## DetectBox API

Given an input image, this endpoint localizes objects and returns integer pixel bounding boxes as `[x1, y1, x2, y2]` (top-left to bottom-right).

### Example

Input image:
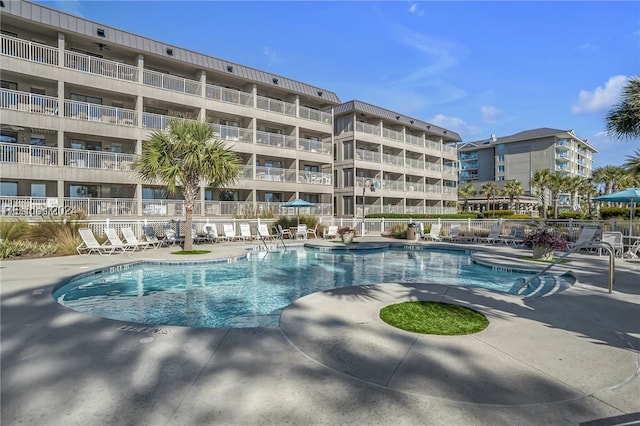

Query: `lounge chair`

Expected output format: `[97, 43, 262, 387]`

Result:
[277, 225, 293, 239]
[569, 225, 600, 252]
[421, 223, 442, 241]
[239, 223, 255, 241]
[223, 224, 238, 241]
[192, 225, 208, 244]
[257, 223, 274, 240]
[105, 227, 137, 251]
[203, 223, 223, 242]
[77, 228, 125, 255]
[624, 240, 640, 259]
[600, 231, 624, 257]
[143, 226, 162, 247]
[306, 224, 318, 239]
[500, 227, 525, 246]
[122, 227, 157, 250]
[442, 224, 465, 242]
[323, 225, 338, 239]
[476, 223, 504, 244]
[162, 228, 180, 246]
[295, 224, 308, 240]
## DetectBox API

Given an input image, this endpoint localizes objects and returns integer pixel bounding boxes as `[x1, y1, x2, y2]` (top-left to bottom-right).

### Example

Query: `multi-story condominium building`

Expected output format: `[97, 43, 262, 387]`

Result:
[457, 128, 597, 211]
[333, 101, 460, 217]
[0, 0, 459, 219]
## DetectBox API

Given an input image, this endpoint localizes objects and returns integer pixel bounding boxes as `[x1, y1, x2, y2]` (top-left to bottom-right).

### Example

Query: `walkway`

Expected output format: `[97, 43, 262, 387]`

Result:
[1, 239, 639, 425]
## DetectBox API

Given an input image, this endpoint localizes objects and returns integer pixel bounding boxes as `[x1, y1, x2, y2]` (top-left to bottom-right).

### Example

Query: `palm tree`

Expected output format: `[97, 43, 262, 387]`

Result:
[565, 175, 585, 211]
[501, 180, 524, 213]
[135, 120, 240, 251]
[580, 178, 599, 217]
[548, 174, 568, 219]
[481, 182, 499, 213]
[457, 183, 476, 212]
[624, 149, 640, 176]
[606, 76, 640, 140]
[530, 169, 553, 218]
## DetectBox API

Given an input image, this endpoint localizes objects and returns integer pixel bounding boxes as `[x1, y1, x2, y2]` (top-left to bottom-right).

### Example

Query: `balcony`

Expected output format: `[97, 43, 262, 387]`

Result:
[299, 105, 332, 124]
[1, 89, 58, 114]
[298, 137, 331, 155]
[382, 153, 403, 166]
[206, 84, 253, 106]
[255, 166, 297, 183]
[382, 180, 405, 191]
[298, 170, 331, 185]
[65, 50, 138, 81]
[143, 69, 201, 96]
[1, 143, 58, 165]
[382, 127, 404, 143]
[355, 149, 381, 163]
[256, 95, 296, 116]
[1, 34, 58, 65]
[355, 122, 381, 137]
[405, 134, 424, 148]
[65, 100, 138, 126]
[211, 124, 253, 144]
[256, 131, 297, 150]
[63, 149, 137, 170]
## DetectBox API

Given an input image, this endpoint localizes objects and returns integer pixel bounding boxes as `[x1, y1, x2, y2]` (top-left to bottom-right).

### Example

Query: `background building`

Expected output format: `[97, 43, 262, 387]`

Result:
[0, 0, 459, 219]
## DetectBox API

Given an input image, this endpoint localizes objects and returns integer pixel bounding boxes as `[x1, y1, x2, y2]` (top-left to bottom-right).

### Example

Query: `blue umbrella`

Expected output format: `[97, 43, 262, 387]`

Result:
[594, 187, 640, 237]
[282, 198, 315, 225]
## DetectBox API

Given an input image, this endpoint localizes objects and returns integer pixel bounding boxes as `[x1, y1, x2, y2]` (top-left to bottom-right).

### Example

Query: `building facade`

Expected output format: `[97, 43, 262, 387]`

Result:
[0, 0, 459, 219]
[457, 128, 597, 212]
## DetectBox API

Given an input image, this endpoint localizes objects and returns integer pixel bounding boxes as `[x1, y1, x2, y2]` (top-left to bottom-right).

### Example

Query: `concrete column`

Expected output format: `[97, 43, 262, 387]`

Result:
[199, 70, 206, 121]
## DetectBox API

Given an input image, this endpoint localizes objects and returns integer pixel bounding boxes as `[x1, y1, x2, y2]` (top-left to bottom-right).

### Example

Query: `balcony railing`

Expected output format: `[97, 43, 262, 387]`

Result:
[298, 137, 331, 155]
[356, 122, 381, 136]
[405, 134, 423, 148]
[255, 166, 297, 183]
[425, 162, 442, 172]
[205, 84, 254, 106]
[1, 89, 58, 114]
[382, 153, 403, 166]
[382, 180, 404, 191]
[443, 144, 457, 154]
[1, 143, 58, 165]
[443, 165, 457, 175]
[382, 127, 404, 142]
[299, 106, 332, 124]
[355, 149, 381, 163]
[406, 157, 423, 169]
[1, 34, 58, 65]
[211, 124, 253, 143]
[141, 199, 195, 216]
[63, 148, 137, 170]
[65, 51, 138, 81]
[425, 139, 441, 151]
[64, 100, 138, 126]
[142, 113, 196, 130]
[256, 131, 297, 150]
[65, 197, 138, 216]
[256, 95, 296, 116]
[143, 69, 202, 96]
[298, 171, 331, 185]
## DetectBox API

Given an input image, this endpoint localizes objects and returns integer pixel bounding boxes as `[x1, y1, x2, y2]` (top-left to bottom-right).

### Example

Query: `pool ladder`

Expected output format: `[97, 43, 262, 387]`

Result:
[515, 240, 617, 295]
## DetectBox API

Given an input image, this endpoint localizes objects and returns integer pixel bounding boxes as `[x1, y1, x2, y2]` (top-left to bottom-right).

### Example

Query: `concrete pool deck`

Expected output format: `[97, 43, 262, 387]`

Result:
[1, 238, 639, 425]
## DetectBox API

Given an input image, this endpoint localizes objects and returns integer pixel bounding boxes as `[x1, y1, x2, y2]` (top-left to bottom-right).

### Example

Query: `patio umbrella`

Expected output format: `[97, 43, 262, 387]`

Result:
[282, 198, 315, 225]
[593, 187, 640, 238]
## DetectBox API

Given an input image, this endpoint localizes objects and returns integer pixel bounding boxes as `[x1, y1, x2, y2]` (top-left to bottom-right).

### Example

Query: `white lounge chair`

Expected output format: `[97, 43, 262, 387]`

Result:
[143, 226, 162, 247]
[421, 223, 442, 241]
[624, 240, 640, 259]
[105, 227, 137, 251]
[570, 225, 600, 252]
[442, 224, 463, 242]
[162, 228, 180, 246]
[295, 224, 308, 240]
[203, 223, 224, 242]
[77, 228, 125, 255]
[239, 223, 254, 241]
[600, 231, 624, 257]
[223, 224, 238, 241]
[306, 224, 318, 239]
[122, 227, 157, 250]
[277, 225, 293, 239]
[323, 225, 338, 239]
[477, 223, 504, 244]
[257, 223, 274, 240]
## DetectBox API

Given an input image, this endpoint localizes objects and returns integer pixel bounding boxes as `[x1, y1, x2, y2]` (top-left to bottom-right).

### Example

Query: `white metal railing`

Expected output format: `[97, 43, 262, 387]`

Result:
[298, 137, 332, 155]
[0, 143, 58, 165]
[382, 180, 404, 191]
[1, 34, 58, 65]
[425, 162, 442, 172]
[211, 124, 253, 143]
[205, 84, 254, 106]
[255, 131, 297, 150]
[299, 105, 332, 124]
[63, 197, 138, 216]
[405, 134, 423, 148]
[204, 201, 254, 216]
[425, 139, 441, 151]
[143, 69, 201, 95]
[298, 171, 331, 185]
[1, 89, 58, 114]
[356, 149, 381, 163]
[237, 165, 254, 180]
[142, 113, 196, 130]
[382, 153, 403, 166]
[63, 148, 137, 170]
[64, 100, 137, 126]
[424, 184, 440, 193]
[356, 122, 381, 136]
[407, 182, 425, 192]
[406, 157, 423, 169]
[443, 186, 457, 194]
[140, 199, 196, 216]
[443, 165, 457, 175]
[65, 51, 138, 81]
[443, 144, 457, 154]
[256, 95, 296, 116]
[382, 127, 404, 142]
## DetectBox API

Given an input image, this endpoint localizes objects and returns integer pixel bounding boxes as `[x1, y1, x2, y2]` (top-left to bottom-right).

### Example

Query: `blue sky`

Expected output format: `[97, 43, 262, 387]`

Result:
[37, 1, 640, 169]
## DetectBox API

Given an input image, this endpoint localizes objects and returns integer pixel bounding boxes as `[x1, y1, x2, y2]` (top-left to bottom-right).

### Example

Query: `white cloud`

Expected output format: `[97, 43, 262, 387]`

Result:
[429, 114, 481, 137]
[262, 47, 280, 67]
[571, 75, 629, 115]
[408, 3, 424, 17]
[480, 106, 501, 124]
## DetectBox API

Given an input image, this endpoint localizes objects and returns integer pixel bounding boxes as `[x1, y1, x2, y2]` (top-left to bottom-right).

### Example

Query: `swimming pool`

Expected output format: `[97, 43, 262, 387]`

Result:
[53, 247, 562, 328]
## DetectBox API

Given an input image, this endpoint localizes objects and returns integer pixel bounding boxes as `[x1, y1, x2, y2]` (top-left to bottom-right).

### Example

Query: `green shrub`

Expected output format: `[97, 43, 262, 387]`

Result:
[0, 219, 31, 241]
[599, 207, 636, 219]
[367, 213, 480, 219]
[387, 223, 407, 239]
[482, 210, 514, 218]
[508, 214, 534, 219]
[558, 211, 585, 219]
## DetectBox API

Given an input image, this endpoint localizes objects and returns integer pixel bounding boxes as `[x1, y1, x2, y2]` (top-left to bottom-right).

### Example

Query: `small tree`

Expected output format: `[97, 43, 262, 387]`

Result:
[135, 120, 240, 251]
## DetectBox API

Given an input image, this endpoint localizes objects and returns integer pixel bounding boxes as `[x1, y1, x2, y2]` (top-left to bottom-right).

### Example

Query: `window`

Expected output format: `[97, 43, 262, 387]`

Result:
[0, 181, 18, 196]
[70, 93, 102, 105]
[343, 168, 354, 187]
[144, 106, 168, 115]
[497, 144, 505, 151]
[30, 135, 46, 146]
[497, 155, 505, 162]
[142, 187, 167, 199]
[1, 80, 17, 90]
[70, 185, 101, 198]
[303, 164, 319, 172]
[264, 192, 282, 202]
[31, 183, 46, 197]
[498, 176, 505, 181]
[498, 165, 505, 173]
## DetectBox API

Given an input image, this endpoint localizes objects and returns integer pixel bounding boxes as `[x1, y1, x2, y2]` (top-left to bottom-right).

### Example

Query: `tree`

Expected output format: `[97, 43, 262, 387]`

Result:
[501, 180, 524, 213]
[580, 178, 599, 217]
[548, 174, 568, 219]
[135, 120, 240, 251]
[606, 76, 640, 140]
[624, 149, 640, 176]
[457, 183, 476, 212]
[481, 182, 499, 213]
[565, 176, 586, 211]
[530, 169, 553, 219]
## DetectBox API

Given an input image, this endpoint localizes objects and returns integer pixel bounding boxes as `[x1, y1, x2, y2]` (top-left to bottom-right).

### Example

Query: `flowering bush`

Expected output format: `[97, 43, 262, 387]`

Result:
[523, 227, 568, 251]
[337, 227, 355, 235]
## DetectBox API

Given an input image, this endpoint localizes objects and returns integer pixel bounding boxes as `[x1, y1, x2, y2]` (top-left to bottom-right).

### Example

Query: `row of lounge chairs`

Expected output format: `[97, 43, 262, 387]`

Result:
[77, 227, 161, 255]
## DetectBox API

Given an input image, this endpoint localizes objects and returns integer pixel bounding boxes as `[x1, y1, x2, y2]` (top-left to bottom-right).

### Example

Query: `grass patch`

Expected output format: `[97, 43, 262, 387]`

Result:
[518, 256, 570, 264]
[380, 301, 489, 335]
[171, 250, 211, 255]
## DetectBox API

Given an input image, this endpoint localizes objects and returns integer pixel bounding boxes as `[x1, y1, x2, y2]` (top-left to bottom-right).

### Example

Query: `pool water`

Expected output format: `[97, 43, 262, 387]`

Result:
[54, 248, 559, 328]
